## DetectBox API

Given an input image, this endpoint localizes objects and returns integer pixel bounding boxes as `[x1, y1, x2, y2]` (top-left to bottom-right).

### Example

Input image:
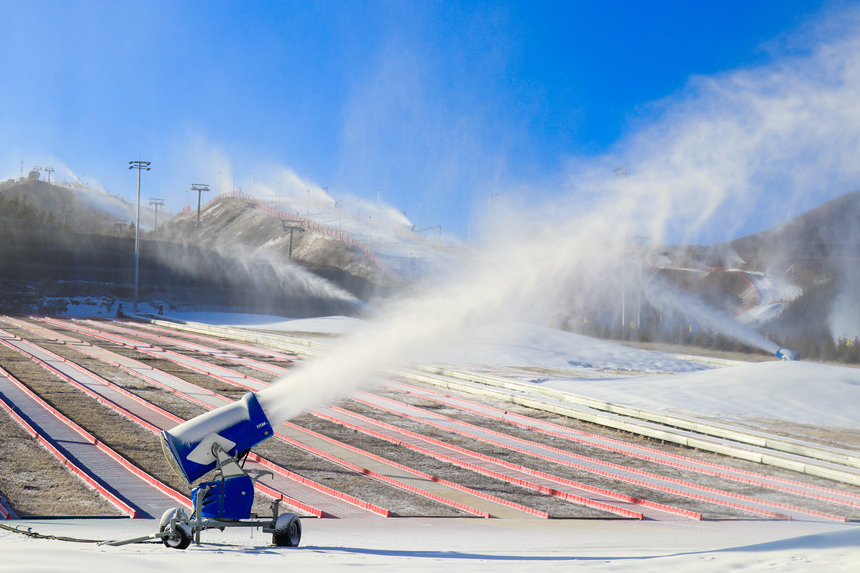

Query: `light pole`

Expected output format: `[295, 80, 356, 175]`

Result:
[128, 160, 151, 313]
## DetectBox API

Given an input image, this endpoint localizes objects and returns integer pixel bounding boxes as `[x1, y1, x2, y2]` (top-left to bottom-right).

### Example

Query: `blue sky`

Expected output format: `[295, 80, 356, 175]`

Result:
[0, 1, 847, 242]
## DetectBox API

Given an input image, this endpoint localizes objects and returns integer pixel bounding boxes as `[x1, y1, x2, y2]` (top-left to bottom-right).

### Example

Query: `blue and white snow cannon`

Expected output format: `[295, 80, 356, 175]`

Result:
[160, 392, 273, 487]
[107, 392, 301, 550]
[775, 347, 800, 361]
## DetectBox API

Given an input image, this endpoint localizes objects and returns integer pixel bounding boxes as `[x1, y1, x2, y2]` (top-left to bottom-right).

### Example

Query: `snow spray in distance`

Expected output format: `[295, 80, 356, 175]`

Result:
[642, 276, 781, 355]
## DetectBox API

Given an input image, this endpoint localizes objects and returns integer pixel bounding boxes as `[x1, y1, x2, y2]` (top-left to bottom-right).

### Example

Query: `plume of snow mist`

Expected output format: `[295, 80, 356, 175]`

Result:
[641, 276, 780, 355]
[257, 6, 860, 420]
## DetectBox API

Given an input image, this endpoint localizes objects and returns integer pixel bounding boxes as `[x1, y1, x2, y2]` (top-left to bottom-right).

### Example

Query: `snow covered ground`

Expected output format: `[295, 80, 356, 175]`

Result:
[2, 514, 858, 571]
[5, 311, 860, 570]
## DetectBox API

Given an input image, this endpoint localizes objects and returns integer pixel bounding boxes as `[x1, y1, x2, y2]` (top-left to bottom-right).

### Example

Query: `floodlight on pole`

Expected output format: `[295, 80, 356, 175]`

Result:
[128, 160, 151, 313]
[190, 184, 210, 226]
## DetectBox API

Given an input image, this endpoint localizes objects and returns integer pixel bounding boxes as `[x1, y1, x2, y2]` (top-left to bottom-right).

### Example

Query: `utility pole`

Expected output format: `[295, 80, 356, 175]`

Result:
[148, 198, 164, 231]
[128, 160, 151, 313]
[190, 184, 210, 226]
[44, 167, 54, 184]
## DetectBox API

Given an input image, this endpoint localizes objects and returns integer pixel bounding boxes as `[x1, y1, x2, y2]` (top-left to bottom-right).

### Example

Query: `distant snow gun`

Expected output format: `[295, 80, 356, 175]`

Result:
[104, 392, 301, 550]
[775, 347, 800, 361]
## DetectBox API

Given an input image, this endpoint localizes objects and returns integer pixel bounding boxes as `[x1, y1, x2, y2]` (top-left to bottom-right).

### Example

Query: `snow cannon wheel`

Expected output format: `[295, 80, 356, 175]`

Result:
[159, 508, 192, 550]
[163, 523, 192, 550]
[272, 513, 301, 547]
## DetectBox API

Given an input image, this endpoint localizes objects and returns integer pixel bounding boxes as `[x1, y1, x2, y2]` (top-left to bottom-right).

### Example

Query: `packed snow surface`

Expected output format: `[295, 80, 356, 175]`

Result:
[2, 517, 858, 572]
[541, 360, 860, 429]
[434, 322, 712, 373]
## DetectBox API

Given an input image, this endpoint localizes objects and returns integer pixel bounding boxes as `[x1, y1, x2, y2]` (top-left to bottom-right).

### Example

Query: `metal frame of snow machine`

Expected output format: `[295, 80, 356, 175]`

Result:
[102, 444, 301, 549]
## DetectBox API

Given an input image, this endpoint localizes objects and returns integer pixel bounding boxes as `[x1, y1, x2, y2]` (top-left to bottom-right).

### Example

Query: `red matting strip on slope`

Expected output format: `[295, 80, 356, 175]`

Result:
[387, 382, 860, 509]
[9, 320, 377, 519]
[123, 320, 300, 362]
[35, 318, 262, 392]
[356, 395, 848, 522]
[350, 397, 801, 521]
[316, 408, 647, 520]
[0, 367, 138, 517]
[0, 334, 334, 517]
[313, 409, 639, 519]
[86, 320, 289, 375]
[246, 453, 387, 518]
[276, 421, 545, 519]
[0, 333, 180, 435]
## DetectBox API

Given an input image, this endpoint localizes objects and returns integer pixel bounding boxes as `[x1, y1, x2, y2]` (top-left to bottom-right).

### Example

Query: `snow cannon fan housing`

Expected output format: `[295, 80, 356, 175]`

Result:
[775, 347, 800, 361]
[161, 392, 273, 487]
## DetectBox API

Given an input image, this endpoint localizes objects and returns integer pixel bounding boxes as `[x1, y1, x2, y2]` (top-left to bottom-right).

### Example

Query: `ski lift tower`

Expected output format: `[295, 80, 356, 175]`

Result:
[190, 184, 210, 227]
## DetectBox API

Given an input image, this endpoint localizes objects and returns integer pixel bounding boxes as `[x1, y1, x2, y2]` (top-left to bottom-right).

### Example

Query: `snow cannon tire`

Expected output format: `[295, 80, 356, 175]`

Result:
[162, 522, 192, 550]
[272, 513, 301, 547]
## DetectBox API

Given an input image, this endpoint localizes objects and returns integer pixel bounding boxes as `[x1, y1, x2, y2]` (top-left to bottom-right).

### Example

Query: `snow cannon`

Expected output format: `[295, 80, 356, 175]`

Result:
[110, 392, 303, 550]
[775, 347, 800, 361]
[160, 392, 274, 487]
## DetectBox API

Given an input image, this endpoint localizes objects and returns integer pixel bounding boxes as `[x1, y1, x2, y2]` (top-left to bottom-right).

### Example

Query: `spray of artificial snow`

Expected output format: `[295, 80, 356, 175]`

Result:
[258, 8, 860, 422]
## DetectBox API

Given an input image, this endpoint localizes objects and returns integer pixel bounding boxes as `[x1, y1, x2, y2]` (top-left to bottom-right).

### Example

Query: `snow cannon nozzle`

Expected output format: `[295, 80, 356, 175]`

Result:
[160, 392, 273, 487]
[775, 347, 800, 361]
